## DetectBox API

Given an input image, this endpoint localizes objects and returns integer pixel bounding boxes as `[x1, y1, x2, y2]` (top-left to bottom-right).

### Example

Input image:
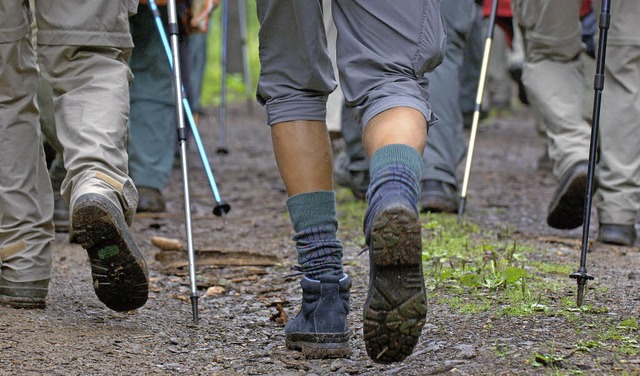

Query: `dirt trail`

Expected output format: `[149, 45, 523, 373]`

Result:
[1, 103, 638, 375]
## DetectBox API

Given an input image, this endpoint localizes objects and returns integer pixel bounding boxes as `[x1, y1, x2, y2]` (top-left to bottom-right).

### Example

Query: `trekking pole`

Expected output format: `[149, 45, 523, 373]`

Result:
[570, 0, 610, 307]
[458, 0, 499, 224]
[238, 0, 254, 112]
[217, 0, 230, 154]
[163, 0, 199, 323]
[152, 0, 229, 323]
[148, 0, 231, 218]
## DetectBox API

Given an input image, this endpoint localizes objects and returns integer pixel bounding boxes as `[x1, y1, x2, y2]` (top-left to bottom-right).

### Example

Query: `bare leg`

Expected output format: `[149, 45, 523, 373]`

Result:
[363, 107, 427, 156]
[271, 120, 334, 196]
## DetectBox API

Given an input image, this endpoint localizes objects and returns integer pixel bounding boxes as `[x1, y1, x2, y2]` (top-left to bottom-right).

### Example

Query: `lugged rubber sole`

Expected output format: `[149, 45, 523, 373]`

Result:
[72, 194, 149, 312]
[0, 295, 46, 309]
[547, 175, 587, 229]
[0, 278, 48, 309]
[286, 331, 351, 358]
[363, 204, 426, 364]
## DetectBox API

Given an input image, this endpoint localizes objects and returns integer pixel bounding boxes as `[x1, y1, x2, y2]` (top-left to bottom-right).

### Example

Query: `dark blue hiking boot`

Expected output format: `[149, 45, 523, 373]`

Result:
[285, 274, 351, 358]
[363, 175, 426, 363]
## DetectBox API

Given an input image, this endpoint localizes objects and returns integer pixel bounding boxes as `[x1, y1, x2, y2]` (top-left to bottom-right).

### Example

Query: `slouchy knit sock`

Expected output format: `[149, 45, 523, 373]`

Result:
[286, 191, 344, 280]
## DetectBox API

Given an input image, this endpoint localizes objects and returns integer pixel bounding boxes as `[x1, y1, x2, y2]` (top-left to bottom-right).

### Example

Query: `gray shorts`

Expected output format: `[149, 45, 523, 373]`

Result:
[256, 0, 446, 128]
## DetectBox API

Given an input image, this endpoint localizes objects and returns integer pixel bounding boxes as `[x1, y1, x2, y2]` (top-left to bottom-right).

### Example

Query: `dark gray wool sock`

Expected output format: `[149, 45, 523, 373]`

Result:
[286, 191, 344, 280]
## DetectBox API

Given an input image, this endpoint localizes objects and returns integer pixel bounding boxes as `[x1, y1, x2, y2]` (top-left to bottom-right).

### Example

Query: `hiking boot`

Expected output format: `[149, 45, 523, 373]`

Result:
[71, 193, 149, 311]
[137, 187, 166, 213]
[508, 63, 529, 105]
[598, 224, 637, 246]
[333, 151, 369, 201]
[363, 195, 426, 363]
[420, 180, 459, 213]
[547, 161, 593, 230]
[463, 109, 488, 129]
[0, 277, 49, 309]
[285, 274, 351, 358]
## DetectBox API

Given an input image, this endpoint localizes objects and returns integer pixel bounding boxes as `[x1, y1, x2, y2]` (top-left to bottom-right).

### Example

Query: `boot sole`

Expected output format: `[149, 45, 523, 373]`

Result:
[364, 204, 426, 363]
[285, 331, 351, 358]
[72, 194, 149, 312]
[547, 170, 588, 230]
[0, 295, 46, 309]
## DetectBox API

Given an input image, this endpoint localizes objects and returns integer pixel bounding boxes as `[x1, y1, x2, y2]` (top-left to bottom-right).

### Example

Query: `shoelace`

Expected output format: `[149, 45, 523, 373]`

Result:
[358, 246, 369, 256]
[284, 265, 304, 279]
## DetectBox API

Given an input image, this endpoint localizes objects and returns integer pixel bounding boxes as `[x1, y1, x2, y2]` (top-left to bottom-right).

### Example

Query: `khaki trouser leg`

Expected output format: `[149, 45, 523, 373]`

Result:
[0, 2, 53, 282]
[34, 0, 139, 222]
[513, 0, 590, 179]
[593, 0, 640, 225]
[37, 45, 138, 222]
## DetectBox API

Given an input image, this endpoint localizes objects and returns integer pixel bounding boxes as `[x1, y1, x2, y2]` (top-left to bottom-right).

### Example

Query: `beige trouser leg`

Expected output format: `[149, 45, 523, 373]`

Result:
[593, 0, 640, 225]
[37, 45, 138, 222]
[487, 25, 512, 109]
[513, 0, 590, 180]
[34, 0, 139, 223]
[0, 2, 53, 282]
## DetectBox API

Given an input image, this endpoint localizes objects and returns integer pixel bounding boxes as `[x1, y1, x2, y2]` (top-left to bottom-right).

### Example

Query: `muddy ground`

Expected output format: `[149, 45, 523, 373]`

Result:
[1, 101, 638, 375]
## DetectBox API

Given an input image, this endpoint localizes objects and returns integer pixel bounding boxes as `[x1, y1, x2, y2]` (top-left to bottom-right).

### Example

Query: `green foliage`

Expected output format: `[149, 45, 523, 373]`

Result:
[200, 4, 260, 107]
[422, 213, 531, 295]
[334, 191, 637, 372]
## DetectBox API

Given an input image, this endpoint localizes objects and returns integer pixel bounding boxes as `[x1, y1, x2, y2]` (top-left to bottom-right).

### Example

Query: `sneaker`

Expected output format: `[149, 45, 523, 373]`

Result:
[547, 161, 592, 230]
[420, 180, 459, 214]
[0, 277, 49, 309]
[363, 196, 426, 363]
[285, 274, 351, 358]
[137, 187, 166, 213]
[71, 193, 149, 311]
[598, 223, 637, 246]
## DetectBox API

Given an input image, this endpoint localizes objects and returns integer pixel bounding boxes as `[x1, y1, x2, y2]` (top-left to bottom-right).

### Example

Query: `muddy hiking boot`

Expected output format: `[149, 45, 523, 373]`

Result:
[598, 223, 637, 246]
[137, 187, 166, 213]
[285, 274, 352, 358]
[547, 161, 595, 230]
[0, 277, 49, 309]
[71, 193, 149, 312]
[420, 179, 459, 214]
[363, 179, 427, 363]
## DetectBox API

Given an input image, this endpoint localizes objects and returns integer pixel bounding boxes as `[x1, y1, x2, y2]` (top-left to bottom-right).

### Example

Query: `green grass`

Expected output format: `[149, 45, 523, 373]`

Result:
[200, 4, 260, 107]
[333, 189, 639, 372]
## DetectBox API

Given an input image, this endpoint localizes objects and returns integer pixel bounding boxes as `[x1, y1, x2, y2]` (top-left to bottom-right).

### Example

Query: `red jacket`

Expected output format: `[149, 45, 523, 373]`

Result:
[482, 0, 593, 48]
[483, 0, 592, 18]
[482, 0, 512, 18]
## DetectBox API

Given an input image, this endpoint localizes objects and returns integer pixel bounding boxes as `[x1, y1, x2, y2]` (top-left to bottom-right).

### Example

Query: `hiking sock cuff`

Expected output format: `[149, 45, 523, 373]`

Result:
[370, 144, 424, 181]
[286, 191, 338, 233]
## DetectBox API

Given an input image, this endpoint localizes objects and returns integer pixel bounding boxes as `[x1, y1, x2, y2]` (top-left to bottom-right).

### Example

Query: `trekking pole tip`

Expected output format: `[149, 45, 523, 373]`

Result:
[212, 201, 231, 217]
[570, 269, 594, 307]
[191, 295, 199, 324]
[457, 197, 467, 225]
